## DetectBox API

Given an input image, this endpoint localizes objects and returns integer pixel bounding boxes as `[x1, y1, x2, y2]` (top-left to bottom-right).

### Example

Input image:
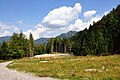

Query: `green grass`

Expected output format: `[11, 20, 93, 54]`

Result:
[0, 60, 9, 63]
[7, 55, 120, 80]
[0, 60, 4, 63]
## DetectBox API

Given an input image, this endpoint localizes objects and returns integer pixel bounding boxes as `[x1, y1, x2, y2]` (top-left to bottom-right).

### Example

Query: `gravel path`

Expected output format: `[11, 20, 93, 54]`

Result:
[34, 53, 71, 58]
[0, 61, 54, 80]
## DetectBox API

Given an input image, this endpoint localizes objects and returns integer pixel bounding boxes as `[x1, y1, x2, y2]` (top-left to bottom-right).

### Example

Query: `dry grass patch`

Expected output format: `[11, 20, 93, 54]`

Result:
[7, 55, 120, 80]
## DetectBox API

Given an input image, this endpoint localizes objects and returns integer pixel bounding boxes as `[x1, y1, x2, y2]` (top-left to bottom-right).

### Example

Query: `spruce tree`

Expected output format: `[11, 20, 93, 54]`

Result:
[29, 33, 34, 57]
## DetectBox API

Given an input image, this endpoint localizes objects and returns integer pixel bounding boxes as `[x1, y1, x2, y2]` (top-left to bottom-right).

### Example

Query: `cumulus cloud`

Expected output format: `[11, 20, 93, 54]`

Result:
[0, 22, 20, 37]
[90, 10, 110, 23]
[22, 3, 82, 40]
[67, 10, 110, 32]
[67, 18, 95, 32]
[68, 19, 90, 31]
[23, 4, 110, 40]
[42, 3, 82, 29]
[0, 3, 110, 40]
[23, 24, 47, 39]
[83, 10, 96, 21]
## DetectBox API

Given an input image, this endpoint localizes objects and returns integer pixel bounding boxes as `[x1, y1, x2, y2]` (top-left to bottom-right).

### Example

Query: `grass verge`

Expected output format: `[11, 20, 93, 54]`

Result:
[7, 55, 120, 80]
[0, 60, 4, 63]
[0, 60, 9, 63]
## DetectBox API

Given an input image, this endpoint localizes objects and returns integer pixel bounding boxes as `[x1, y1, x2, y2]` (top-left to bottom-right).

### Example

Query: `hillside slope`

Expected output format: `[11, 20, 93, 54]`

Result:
[35, 38, 49, 45]
[71, 5, 120, 55]
[57, 31, 77, 39]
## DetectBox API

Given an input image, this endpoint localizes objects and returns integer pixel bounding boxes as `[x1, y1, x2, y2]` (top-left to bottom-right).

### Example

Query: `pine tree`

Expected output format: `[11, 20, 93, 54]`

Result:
[0, 41, 10, 60]
[29, 33, 34, 57]
[63, 39, 67, 53]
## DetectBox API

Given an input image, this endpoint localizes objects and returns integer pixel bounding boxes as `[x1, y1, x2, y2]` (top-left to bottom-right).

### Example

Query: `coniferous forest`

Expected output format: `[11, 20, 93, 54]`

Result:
[0, 5, 120, 60]
[71, 5, 120, 56]
[0, 32, 35, 60]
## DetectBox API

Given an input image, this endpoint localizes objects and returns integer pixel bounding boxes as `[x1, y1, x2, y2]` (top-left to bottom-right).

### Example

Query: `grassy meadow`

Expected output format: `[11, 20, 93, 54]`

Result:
[7, 55, 120, 80]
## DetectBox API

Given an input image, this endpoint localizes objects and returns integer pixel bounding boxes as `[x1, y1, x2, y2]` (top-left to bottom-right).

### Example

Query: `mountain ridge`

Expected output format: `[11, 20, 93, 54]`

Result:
[0, 36, 11, 43]
[0, 31, 77, 44]
[57, 31, 77, 39]
[35, 31, 77, 44]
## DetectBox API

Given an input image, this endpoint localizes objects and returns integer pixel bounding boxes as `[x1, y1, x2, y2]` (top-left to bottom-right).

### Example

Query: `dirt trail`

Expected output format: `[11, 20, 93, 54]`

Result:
[0, 61, 54, 80]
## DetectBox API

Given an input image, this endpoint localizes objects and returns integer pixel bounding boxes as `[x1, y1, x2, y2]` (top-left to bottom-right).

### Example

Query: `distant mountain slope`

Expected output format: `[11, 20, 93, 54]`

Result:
[35, 31, 77, 45]
[35, 38, 50, 45]
[0, 36, 11, 43]
[57, 31, 77, 39]
[0, 31, 77, 45]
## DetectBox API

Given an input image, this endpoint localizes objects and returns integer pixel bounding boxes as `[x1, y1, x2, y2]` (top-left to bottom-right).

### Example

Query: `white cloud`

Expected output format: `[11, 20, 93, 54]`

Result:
[83, 10, 97, 21]
[68, 19, 90, 31]
[67, 17, 98, 32]
[17, 20, 23, 25]
[42, 3, 82, 29]
[90, 15, 102, 23]
[0, 3, 110, 40]
[23, 24, 47, 40]
[23, 4, 110, 40]
[0, 22, 20, 37]
[67, 10, 110, 32]
[103, 11, 110, 16]
[1, 31, 11, 37]
[14, 27, 21, 32]
[90, 10, 110, 23]
[22, 3, 82, 40]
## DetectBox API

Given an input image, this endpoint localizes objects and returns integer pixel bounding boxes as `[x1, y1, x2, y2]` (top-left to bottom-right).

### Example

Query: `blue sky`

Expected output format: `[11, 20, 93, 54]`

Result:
[0, 0, 119, 39]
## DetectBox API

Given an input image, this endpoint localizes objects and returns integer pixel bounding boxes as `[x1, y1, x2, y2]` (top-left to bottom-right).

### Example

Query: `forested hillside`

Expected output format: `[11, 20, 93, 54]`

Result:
[71, 5, 120, 56]
[35, 31, 77, 45]
[35, 38, 49, 45]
